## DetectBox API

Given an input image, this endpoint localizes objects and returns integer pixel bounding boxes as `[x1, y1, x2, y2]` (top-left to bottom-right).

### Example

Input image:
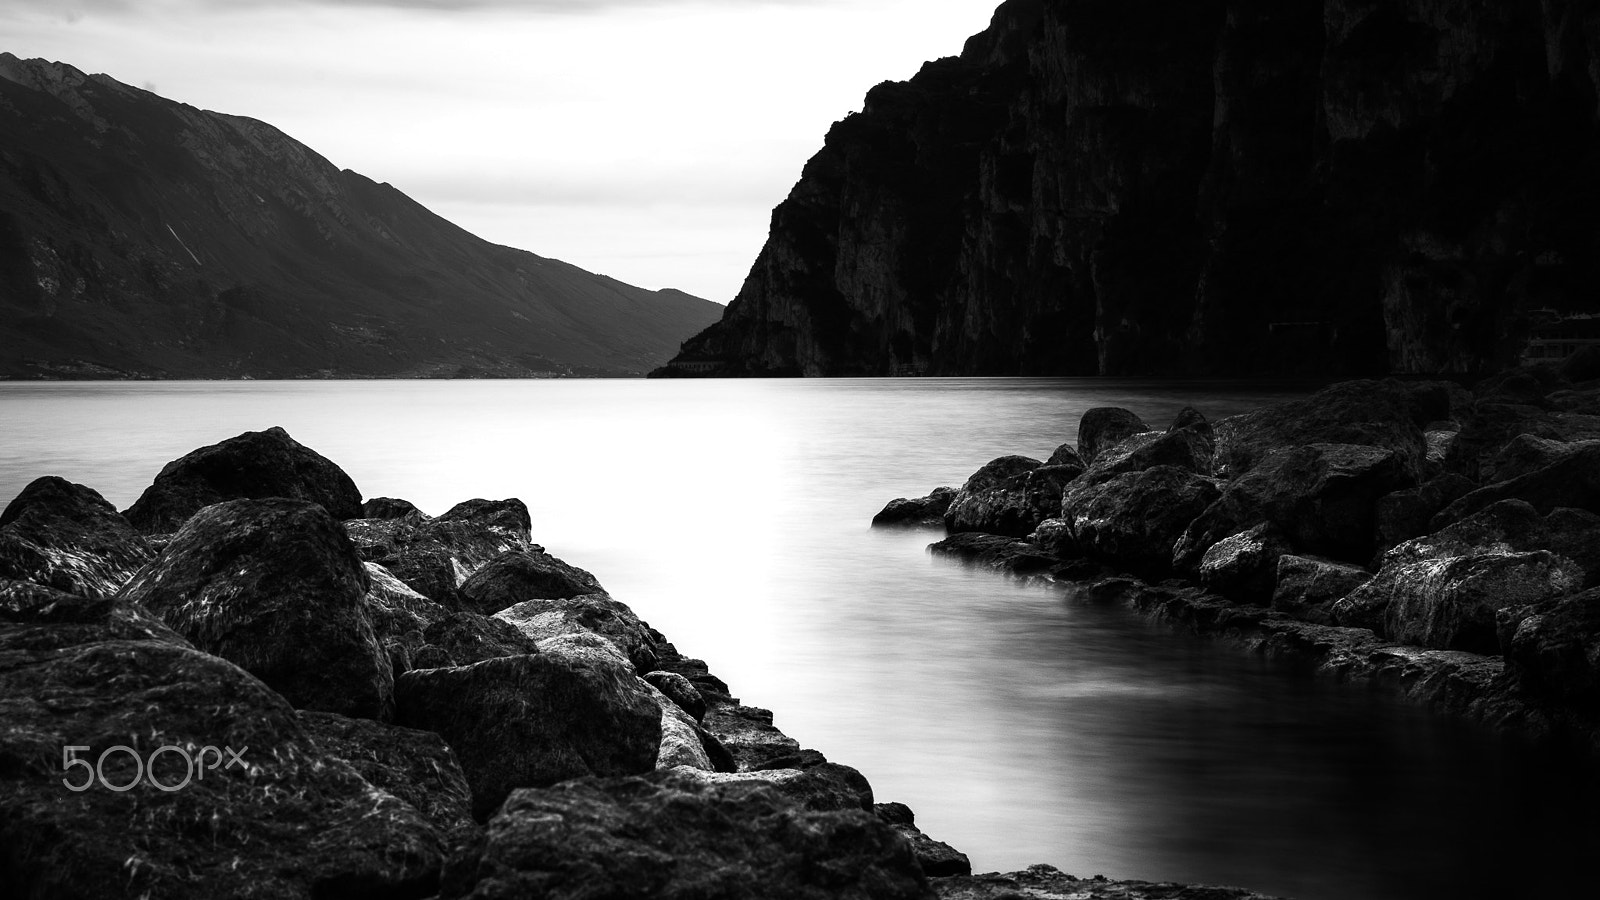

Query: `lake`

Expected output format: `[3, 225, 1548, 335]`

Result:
[2, 377, 1595, 899]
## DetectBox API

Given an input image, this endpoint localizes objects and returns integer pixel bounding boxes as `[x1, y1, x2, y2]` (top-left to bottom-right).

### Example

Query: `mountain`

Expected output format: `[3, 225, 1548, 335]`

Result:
[0, 53, 724, 379]
[656, 0, 1600, 378]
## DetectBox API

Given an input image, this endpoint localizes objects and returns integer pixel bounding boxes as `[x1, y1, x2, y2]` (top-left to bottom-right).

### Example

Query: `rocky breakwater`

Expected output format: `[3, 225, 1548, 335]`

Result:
[0, 426, 1286, 899]
[878, 352, 1600, 748]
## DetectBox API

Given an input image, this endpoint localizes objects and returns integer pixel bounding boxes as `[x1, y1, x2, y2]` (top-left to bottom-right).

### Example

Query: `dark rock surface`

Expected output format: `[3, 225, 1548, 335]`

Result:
[1197, 523, 1294, 605]
[118, 498, 393, 720]
[394, 652, 662, 819]
[935, 865, 1287, 900]
[0, 614, 446, 899]
[1065, 466, 1221, 574]
[363, 496, 425, 520]
[461, 771, 933, 900]
[122, 426, 363, 534]
[0, 53, 723, 380]
[1500, 587, 1600, 706]
[0, 475, 153, 599]
[346, 498, 532, 607]
[1077, 408, 1149, 463]
[1432, 443, 1600, 528]
[459, 549, 607, 615]
[644, 670, 707, 721]
[875, 802, 973, 878]
[873, 486, 957, 528]
[1271, 554, 1371, 623]
[946, 463, 1083, 538]
[493, 592, 663, 673]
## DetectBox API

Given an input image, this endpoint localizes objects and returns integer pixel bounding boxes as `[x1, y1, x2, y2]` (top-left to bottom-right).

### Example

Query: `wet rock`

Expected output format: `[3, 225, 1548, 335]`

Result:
[874, 802, 972, 878]
[1044, 444, 1084, 468]
[1434, 444, 1600, 531]
[394, 651, 661, 819]
[118, 498, 393, 720]
[459, 549, 607, 615]
[1399, 499, 1600, 587]
[1065, 426, 1215, 494]
[1197, 523, 1294, 605]
[1272, 555, 1371, 624]
[935, 864, 1286, 900]
[362, 496, 424, 519]
[1375, 473, 1479, 551]
[298, 709, 477, 844]
[1066, 466, 1221, 574]
[701, 704, 802, 770]
[873, 486, 957, 527]
[345, 498, 532, 606]
[1, 476, 154, 602]
[1175, 443, 1411, 570]
[494, 592, 662, 673]
[0, 616, 445, 899]
[122, 426, 363, 533]
[1500, 587, 1600, 706]
[1210, 379, 1453, 480]
[927, 533, 1060, 577]
[462, 771, 931, 900]
[644, 670, 706, 721]
[944, 463, 1083, 538]
[1027, 517, 1075, 557]
[1077, 407, 1148, 463]
[1335, 551, 1583, 653]
[647, 683, 716, 771]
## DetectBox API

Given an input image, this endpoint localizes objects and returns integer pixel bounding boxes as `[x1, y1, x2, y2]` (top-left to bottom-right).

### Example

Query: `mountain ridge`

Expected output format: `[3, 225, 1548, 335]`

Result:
[0, 52, 723, 379]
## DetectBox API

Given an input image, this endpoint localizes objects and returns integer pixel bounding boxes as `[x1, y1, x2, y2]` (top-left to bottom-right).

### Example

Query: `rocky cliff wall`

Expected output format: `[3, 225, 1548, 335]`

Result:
[660, 0, 1600, 377]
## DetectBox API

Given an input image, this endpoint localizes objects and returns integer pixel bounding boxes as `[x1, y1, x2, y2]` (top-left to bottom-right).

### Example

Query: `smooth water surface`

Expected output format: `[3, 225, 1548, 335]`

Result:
[3, 378, 1595, 899]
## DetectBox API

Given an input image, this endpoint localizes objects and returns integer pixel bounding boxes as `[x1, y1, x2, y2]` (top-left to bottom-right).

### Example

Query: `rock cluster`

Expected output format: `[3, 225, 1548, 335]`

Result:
[16, 426, 1251, 898]
[880, 366, 1600, 746]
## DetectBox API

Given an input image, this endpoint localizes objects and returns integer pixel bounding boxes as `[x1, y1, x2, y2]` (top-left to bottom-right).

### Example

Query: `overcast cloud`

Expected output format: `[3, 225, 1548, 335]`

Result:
[4, 0, 1000, 302]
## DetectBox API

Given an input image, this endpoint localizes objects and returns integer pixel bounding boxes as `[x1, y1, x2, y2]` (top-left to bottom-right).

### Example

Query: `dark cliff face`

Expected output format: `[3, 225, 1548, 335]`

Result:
[660, 0, 1600, 377]
[0, 54, 723, 379]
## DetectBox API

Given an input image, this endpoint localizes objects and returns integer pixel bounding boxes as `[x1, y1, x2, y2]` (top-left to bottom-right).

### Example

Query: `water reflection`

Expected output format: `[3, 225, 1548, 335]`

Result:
[2, 378, 1596, 900]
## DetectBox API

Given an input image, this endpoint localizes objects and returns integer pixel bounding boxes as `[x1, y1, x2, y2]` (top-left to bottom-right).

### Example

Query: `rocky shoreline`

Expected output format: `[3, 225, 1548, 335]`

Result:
[877, 353, 1600, 757]
[0, 427, 1286, 898]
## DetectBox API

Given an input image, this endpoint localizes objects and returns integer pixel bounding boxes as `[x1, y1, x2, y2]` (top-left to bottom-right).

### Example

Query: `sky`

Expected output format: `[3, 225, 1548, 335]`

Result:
[3, 0, 1005, 305]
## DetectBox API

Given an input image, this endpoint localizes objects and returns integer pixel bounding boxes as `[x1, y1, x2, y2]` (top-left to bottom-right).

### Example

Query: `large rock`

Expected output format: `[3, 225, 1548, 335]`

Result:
[0, 476, 153, 600]
[363, 562, 540, 672]
[1432, 444, 1600, 529]
[1486, 434, 1597, 484]
[1196, 523, 1294, 605]
[872, 486, 957, 528]
[1374, 473, 1478, 551]
[1065, 465, 1221, 574]
[494, 592, 662, 673]
[462, 771, 931, 900]
[644, 670, 707, 722]
[1210, 380, 1454, 480]
[0, 616, 445, 899]
[1396, 499, 1600, 587]
[117, 498, 393, 720]
[122, 426, 363, 533]
[394, 651, 661, 819]
[1272, 555, 1372, 624]
[345, 498, 532, 605]
[1499, 587, 1600, 706]
[943, 463, 1082, 538]
[1174, 443, 1411, 570]
[1077, 407, 1148, 463]
[459, 549, 607, 615]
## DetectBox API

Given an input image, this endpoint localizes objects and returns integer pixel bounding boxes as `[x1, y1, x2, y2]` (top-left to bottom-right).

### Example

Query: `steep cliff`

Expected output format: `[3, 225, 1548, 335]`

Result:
[0, 54, 723, 379]
[658, 0, 1600, 377]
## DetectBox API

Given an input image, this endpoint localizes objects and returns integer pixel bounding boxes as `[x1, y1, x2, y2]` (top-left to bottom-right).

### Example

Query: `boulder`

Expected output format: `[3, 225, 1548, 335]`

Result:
[1044, 444, 1084, 468]
[872, 486, 957, 527]
[1486, 434, 1595, 483]
[362, 496, 424, 519]
[646, 683, 716, 771]
[1210, 379, 1455, 480]
[1432, 444, 1600, 529]
[1397, 499, 1600, 587]
[1445, 401, 1600, 481]
[1272, 555, 1372, 623]
[666, 762, 875, 813]
[1197, 523, 1294, 605]
[1499, 587, 1600, 705]
[494, 592, 662, 673]
[926, 533, 1061, 577]
[117, 498, 393, 720]
[122, 426, 363, 533]
[874, 802, 972, 877]
[1374, 473, 1478, 551]
[1174, 443, 1411, 570]
[0, 617, 445, 899]
[345, 497, 532, 605]
[944, 464, 1082, 538]
[1077, 407, 1148, 463]
[644, 670, 707, 721]
[701, 704, 803, 771]
[1334, 551, 1583, 653]
[461, 771, 930, 900]
[0, 476, 154, 600]
[1061, 426, 1214, 497]
[1065, 466, 1221, 574]
[362, 560, 542, 673]
[393, 651, 661, 819]
[460, 549, 607, 615]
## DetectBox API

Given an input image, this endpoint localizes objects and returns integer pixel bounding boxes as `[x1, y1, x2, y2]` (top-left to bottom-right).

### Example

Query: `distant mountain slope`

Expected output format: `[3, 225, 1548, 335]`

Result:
[657, 0, 1600, 378]
[0, 53, 723, 378]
